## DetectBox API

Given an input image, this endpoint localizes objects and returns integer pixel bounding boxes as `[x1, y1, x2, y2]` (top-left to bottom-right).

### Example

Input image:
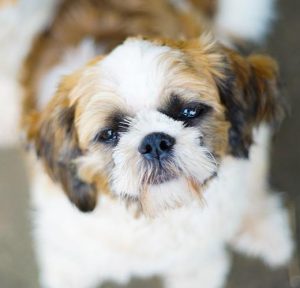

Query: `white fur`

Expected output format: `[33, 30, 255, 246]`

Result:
[30, 39, 293, 287]
[75, 39, 194, 146]
[111, 110, 215, 202]
[74, 40, 217, 215]
[98, 39, 177, 111]
[0, 0, 276, 146]
[0, 0, 59, 75]
[19, 1, 291, 287]
[215, 0, 276, 43]
[0, 0, 59, 146]
[30, 125, 293, 288]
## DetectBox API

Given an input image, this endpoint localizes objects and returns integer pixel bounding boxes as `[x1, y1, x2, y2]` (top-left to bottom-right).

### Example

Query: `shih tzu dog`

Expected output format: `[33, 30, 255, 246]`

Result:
[19, 0, 293, 287]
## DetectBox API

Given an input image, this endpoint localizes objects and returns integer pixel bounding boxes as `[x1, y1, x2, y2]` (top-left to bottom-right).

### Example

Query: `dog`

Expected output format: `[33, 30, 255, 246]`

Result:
[19, 0, 293, 287]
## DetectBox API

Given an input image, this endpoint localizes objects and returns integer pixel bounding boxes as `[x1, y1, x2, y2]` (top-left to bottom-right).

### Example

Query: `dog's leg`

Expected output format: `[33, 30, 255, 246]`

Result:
[229, 126, 294, 267]
[35, 236, 106, 288]
[38, 254, 95, 288]
[31, 174, 105, 288]
[229, 193, 294, 267]
[163, 247, 231, 288]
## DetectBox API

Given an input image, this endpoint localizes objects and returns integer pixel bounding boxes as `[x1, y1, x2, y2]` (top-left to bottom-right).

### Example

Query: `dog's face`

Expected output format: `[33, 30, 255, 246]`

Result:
[29, 36, 284, 216]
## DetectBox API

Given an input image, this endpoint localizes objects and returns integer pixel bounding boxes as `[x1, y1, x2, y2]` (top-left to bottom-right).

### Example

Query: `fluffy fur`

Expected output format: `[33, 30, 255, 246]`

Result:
[16, 0, 294, 287]
[0, 0, 276, 146]
[30, 125, 293, 288]
[0, 0, 59, 146]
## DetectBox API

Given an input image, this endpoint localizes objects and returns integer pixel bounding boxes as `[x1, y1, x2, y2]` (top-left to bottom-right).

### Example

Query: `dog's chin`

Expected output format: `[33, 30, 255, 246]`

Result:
[142, 167, 179, 186]
[109, 154, 219, 217]
[137, 175, 205, 217]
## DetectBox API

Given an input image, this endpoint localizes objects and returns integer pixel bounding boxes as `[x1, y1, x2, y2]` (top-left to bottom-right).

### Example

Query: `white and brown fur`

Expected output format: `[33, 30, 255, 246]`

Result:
[12, 0, 294, 287]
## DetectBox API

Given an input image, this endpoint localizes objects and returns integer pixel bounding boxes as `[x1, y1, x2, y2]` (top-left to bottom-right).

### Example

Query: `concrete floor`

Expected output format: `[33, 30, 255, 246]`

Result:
[0, 0, 299, 287]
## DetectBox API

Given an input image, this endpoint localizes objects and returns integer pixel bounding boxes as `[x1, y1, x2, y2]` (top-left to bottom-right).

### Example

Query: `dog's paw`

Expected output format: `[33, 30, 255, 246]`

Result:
[231, 196, 294, 267]
[164, 248, 231, 288]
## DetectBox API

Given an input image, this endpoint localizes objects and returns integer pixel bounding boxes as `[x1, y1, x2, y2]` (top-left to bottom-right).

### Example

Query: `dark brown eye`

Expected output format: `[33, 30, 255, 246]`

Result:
[179, 104, 210, 120]
[180, 107, 198, 118]
[94, 128, 118, 144]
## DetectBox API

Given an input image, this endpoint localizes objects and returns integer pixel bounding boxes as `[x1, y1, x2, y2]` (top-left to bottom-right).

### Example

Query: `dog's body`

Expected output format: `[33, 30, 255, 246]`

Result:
[18, 0, 293, 287]
[31, 125, 292, 288]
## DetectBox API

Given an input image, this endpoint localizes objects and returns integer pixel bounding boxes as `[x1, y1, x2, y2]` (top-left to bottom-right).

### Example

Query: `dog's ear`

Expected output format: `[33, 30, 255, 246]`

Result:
[216, 49, 285, 158]
[27, 74, 97, 212]
[178, 36, 285, 158]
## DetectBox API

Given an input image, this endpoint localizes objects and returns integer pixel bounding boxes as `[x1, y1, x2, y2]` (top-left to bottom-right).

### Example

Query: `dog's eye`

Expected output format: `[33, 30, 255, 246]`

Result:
[180, 107, 198, 118]
[179, 104, 209, 120]
[94, 128, 118, 144]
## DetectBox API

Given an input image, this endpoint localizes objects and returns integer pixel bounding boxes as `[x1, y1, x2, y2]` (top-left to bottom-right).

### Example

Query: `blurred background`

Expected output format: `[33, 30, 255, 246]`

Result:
[0, 0, 299, 287]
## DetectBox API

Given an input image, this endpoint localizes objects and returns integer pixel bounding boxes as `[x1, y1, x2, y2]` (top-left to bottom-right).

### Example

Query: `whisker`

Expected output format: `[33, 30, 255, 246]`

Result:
[202, 148, 219, 167]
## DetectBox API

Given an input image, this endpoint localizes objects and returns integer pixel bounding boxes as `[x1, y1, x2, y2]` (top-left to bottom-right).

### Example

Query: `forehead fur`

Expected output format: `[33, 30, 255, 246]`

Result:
[98, 39, 175, 111]
[70, 37, 225, 147]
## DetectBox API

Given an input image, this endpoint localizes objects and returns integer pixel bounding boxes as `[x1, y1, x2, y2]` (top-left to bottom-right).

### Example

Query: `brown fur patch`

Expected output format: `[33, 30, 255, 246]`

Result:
[27, 71, 108, 212]
[0, 0, 17, 8]
[216, 49, 284, 157]
[154, 36, 284, 158]
[21, 0, 213, 126]
[21, 0, 283, 213]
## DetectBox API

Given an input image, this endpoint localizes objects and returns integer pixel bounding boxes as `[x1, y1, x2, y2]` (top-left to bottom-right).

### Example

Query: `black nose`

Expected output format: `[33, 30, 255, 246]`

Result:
[138, 132, 175, 161]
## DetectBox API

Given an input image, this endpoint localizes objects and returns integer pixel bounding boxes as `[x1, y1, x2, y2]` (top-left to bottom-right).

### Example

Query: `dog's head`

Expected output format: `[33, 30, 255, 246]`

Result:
[28, 36, 284, 216]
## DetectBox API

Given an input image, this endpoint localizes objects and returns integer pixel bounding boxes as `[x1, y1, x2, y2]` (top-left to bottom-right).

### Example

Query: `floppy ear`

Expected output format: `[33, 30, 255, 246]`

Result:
[217, 49, 285, 158]
[156, 35, 284, 158]
[27, 75, 97, 212]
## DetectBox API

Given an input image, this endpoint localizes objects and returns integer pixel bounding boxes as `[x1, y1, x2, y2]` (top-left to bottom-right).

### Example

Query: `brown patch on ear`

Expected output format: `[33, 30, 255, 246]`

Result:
[188, 0, 217, 18]
[217, 49, 285, 158]
[0, 0, 17, 8]
[151, 36, 284, 158]
[247, 55, 285, 124]
[29, 75, 97, 212]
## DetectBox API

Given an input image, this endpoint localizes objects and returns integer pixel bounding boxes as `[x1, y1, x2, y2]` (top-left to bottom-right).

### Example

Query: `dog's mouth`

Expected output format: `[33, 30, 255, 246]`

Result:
[114, 156, 219, 217]
[141, 159, 180, 185]
[140, 155, 218, 187]
[142, 167, 178, 185]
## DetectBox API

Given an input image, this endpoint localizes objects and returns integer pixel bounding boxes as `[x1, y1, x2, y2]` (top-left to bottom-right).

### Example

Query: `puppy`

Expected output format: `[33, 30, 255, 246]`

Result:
[20, 0, 293, 287]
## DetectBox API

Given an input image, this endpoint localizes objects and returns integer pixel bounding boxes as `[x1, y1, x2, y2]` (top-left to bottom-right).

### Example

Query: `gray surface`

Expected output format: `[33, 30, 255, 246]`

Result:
[0, 0, 299, 287]
[0, 149, 38, 288]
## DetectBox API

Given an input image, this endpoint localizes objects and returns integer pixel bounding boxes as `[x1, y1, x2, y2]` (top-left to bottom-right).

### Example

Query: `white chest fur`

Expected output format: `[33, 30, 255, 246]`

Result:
[29, 126, 293, 288]
[30, 142, 256, 287]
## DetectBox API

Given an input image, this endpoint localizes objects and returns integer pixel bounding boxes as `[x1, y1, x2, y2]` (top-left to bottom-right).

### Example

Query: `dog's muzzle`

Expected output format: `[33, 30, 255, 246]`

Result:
[138, 132, 175, 161]
[138, 132, 177, 185]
